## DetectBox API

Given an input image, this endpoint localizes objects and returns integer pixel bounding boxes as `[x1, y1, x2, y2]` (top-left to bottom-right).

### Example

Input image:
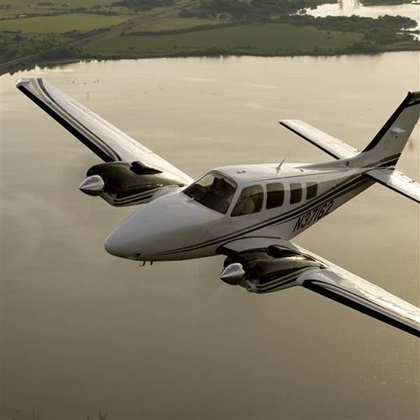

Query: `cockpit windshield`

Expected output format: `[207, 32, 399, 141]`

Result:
[183, 173, 237, 214]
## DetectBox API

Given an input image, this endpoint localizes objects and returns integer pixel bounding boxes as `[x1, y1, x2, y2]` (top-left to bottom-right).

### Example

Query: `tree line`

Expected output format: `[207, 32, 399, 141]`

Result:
[181, 0, 326, 20]
[111, 0, 175, 13]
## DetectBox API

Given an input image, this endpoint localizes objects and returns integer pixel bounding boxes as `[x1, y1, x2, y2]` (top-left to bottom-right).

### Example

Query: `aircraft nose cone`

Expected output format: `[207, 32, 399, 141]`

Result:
[104, 227, 140, 259]
[104, 230, 125, 258]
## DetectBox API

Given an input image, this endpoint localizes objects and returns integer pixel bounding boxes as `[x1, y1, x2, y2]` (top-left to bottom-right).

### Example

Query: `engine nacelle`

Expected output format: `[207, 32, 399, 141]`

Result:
[79, 161, 187, 206]
[221, 245, 325, 294]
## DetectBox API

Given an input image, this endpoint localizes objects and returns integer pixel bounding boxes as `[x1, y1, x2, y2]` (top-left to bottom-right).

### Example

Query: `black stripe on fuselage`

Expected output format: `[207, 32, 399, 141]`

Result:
[235, 154, 399, 235]
[160, 177, 360, 255]
[159, 175, 372, 257]
[157, 152, 399, 257]
[18, 79, 121, 162]
[361, 153, 399, 169]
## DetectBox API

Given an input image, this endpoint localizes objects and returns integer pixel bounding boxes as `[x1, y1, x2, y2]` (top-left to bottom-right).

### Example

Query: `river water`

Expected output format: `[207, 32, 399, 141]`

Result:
[306, 0, 420, 19]
[305, 0, 420, 35]
[1, 53, 419, 419]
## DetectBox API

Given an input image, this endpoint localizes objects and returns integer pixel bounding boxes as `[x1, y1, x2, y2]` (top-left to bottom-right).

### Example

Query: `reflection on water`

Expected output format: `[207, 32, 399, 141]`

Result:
[307, 0, 420, 18]
[1, 54, 419, 419]
[305, 0, 420, 34]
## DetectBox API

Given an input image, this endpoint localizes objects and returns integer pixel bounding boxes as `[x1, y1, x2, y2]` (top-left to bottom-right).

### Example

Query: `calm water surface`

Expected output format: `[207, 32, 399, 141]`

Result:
[1, 53, 419, 420]
[306, 0, 419, 19]
[305, 0, 420, 34]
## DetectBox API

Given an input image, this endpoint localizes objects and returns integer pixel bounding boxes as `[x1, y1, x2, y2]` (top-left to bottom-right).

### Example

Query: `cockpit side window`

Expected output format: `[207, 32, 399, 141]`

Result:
[266, 182, 285, 209]
[290, 183, 302, 204]
[183, 173, 237, 214]
[306, 182, 318, 200]
[231, 185, 263, 217]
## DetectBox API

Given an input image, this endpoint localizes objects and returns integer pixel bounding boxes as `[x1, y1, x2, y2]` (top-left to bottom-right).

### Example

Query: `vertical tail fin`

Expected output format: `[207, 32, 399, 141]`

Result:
[361, 91, 420, 167]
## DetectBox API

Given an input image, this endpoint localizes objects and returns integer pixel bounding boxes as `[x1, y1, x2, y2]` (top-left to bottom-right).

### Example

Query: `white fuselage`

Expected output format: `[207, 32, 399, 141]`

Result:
[104, 163, 373, 261]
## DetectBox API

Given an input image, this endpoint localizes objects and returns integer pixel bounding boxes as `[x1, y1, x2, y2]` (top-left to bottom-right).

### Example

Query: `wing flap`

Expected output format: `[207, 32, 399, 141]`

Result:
[16, 78, 192, 185]
[279, 119, 359, 159]
[366, 168, 420, 203]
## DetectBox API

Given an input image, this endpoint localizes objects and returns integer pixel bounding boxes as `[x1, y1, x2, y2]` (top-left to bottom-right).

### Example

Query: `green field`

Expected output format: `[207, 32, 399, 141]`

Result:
[129, 17, 227, 32]
[0, 13, 132, 33]
[87, 22, 363, 57]
[1, 1, 418, 76]
[0, 0, 121, 18]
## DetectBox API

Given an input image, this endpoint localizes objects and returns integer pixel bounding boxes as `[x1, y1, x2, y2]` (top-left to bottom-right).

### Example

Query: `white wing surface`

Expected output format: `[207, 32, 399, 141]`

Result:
[16, 78, 192, 185]
[296, 247, 420, 337]
[219, 238, 420, 337]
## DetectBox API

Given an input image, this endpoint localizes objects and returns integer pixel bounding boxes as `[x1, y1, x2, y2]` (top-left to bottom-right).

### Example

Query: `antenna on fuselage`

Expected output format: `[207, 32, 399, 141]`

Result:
[276, 151, 290, 173]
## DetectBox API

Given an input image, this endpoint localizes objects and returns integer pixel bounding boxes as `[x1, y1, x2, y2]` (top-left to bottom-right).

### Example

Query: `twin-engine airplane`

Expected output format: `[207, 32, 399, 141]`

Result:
[17, 78, 420, 337]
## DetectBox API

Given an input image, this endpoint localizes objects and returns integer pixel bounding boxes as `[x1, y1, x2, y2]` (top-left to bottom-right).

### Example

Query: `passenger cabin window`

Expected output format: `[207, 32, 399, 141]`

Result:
[183, 173, 237, 214]
[290, 183, 302, 204]
[266, 182, 285, 209]
[231, 185, 263, 217]
[306, 182, 318, 200]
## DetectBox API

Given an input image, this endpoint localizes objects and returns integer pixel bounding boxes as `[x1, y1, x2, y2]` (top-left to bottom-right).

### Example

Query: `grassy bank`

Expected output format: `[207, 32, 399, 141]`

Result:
[86, 22, 364, 57]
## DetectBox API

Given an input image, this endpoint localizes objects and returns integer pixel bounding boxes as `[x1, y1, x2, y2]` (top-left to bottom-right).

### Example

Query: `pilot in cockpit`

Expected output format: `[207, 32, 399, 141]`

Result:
[232, 185, 262, 216]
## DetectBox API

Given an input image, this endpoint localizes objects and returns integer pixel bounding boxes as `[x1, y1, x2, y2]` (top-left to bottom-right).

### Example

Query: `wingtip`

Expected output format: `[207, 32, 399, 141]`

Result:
[16, 77, 43, 89]
[408, 90, 420, 104]
[15, 78, 26, 88]
[15, 78, 33, 89]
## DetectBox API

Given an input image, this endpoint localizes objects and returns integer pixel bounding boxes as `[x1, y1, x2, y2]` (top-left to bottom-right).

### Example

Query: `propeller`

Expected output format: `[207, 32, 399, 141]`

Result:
[79, 175, 105, 196]
[220, 262, 245, 285]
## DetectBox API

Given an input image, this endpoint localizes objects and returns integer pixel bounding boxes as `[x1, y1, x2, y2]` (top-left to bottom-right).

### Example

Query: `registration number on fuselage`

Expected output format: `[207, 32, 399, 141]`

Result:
[293, 200, 334, 233]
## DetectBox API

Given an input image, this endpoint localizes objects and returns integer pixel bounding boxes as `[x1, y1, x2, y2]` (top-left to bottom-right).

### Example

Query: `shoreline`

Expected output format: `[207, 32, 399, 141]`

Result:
[2, 44, 419, 77]
[2, 8, 419, 77]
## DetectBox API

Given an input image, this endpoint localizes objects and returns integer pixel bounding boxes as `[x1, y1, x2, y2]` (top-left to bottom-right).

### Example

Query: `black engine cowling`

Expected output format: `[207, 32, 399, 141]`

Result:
[81, 161, 187, 206]
[221, 245, 325, 293]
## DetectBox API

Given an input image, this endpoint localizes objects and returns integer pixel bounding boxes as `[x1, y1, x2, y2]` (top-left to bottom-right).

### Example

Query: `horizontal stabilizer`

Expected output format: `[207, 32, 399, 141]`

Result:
[366, 168, 420, 203]
[279, 119, 359, 160]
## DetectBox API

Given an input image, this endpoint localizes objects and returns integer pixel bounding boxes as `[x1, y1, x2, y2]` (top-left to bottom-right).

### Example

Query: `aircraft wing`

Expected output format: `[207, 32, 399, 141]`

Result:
[219, 238, 420, 337]
[17, 78, 192, 206]
[17, 78, 192, 180]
